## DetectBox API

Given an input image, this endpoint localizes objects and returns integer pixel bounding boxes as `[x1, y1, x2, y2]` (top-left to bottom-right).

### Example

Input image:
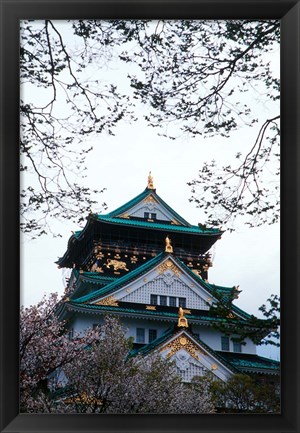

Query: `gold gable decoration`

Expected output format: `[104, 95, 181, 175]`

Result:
[144, 195, 157, 204]
[161, 335, 202, 361]
[157, 259, 181, 277]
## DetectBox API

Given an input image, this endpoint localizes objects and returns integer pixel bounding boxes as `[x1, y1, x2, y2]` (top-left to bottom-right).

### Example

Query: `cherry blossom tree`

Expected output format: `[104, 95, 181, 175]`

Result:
[20, 296, 215, 414]
[20, 293, 86, 412]
[60, 316, 215, 414]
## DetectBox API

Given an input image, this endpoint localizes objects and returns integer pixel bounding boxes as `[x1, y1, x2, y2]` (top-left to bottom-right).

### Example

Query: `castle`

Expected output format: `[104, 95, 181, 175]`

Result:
[56, 173, 279, 382]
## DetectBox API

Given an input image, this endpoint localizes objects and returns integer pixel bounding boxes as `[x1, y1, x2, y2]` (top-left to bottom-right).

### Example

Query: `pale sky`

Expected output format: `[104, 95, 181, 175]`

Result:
[20, 20, 280, 360]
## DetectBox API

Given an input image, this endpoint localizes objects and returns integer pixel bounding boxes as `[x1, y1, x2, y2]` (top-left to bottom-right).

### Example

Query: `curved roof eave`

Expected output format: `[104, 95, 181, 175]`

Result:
[96, 215, 223, 236]
[63, 301, 253, 327]
[56, 212, 223, 267]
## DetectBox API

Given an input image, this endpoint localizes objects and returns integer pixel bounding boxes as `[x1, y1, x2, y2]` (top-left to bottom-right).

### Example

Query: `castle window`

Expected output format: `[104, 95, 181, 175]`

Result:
[221, 336, 230, 351]
[136, 328, 145, 343]
[178, 297, 186, 308]
[148, 329, 157, 342]
[160, 295, 167, 306]
[233, 342, 242, 353]
[144, 212, 157, 220]
[169, 296, 177, 307]
[150, 294, 158, 305]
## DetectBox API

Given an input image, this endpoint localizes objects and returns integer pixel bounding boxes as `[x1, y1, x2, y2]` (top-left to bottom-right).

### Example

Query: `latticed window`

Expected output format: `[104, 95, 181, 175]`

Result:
[136, 328, 145, 343]
[148, 329, 157, 342]
[233, 342, 242, 353]
[160, 295, 167, 306]
[221, 336, 230, 351]
[178, 297, 186, 308]
[144, 212, 157, 220]
[169, 296, 177, 307]
[150, 294, 158, 305]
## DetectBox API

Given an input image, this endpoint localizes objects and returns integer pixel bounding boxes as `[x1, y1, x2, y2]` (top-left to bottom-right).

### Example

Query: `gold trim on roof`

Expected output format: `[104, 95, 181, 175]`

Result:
[105, 259, 129, 272]
[161, 335, 203, 361]
[165, 236, 173, 253]
[178, 306, 188, 328]
[147, 171, 155, 189]
[95, 295, 119, 307]
[157, 259, 181, 277]
[144, 195, 157, 204]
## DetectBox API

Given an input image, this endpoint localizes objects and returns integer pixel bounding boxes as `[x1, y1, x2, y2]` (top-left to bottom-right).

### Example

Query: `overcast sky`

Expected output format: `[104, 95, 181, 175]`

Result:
[20, 20, 280, 360]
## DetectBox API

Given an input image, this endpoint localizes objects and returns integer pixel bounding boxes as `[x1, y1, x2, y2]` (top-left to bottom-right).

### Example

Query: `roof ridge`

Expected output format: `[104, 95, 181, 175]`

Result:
[105, 188, 151, 218]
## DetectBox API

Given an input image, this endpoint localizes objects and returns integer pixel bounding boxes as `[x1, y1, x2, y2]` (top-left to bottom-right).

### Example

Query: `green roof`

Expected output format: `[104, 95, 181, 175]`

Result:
[129, 327, 239, 373]
[216, 352, 280, 372]
[106, 188, 191, 226]
[130, 327, 280, 374]
[71, 252, 251, 321]
[96, 215, 221, 235]
[70, 189, 222, 241]
[65, 300, 259, 331]
[77, 271, 116, 284]
[71, 214, 220, 242]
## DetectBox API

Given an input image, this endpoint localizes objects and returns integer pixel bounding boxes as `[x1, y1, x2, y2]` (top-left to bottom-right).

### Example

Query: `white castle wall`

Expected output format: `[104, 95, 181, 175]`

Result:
[121, 276, 210, 310]
[70, 313, 256, 354]
[126, 201, 175, 222]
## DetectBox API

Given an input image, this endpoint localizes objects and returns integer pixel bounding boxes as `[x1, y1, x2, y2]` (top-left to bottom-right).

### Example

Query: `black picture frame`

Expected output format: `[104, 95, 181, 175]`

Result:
[0, 1, 299, 432]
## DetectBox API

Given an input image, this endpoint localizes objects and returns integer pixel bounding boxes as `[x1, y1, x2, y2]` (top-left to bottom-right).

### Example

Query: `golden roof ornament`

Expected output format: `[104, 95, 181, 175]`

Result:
[165, 236, 173, 253]
[177, 306, 189, 328]
[147, 171, 155, 189]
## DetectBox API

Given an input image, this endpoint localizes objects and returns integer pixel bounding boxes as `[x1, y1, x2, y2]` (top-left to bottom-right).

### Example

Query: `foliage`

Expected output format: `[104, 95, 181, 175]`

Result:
[20, 19, 280, 236]
[20, 297, 214, 414]
[20, 293, 87, 412]
[209, 294, 280, 346]
[207, 373, 280, 413]
[62, 316, 214, 414]
[20, 20, 134, 238]
[110, 19, 280, 230]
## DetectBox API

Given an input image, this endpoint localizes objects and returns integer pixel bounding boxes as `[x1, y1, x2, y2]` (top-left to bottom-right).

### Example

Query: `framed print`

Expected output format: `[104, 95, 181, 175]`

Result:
[1, 0, 299, 432]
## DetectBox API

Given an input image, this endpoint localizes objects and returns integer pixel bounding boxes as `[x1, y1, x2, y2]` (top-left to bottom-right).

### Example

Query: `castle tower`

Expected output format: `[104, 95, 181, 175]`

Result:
[57, 175, 279, 382]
